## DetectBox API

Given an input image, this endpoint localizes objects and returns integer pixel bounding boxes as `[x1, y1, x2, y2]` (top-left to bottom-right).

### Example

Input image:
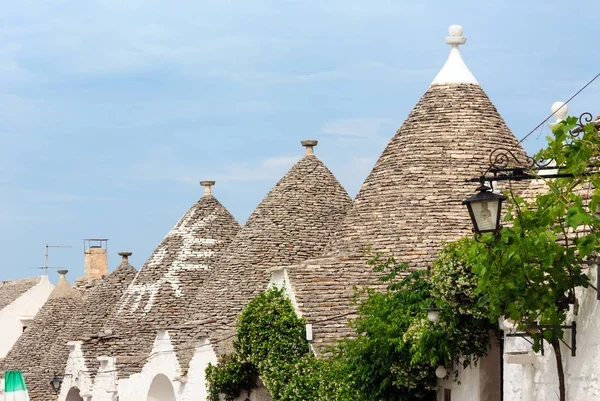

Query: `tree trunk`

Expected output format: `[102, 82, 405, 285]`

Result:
[551, 338, 566, 401]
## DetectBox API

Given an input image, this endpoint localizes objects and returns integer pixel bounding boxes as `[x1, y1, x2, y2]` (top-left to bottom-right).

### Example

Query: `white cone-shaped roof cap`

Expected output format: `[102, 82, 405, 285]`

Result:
[431, 25, 478, 85]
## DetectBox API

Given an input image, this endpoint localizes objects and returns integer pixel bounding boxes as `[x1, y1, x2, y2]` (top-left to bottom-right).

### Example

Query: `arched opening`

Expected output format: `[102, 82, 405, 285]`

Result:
[146, 374, 176, 401]
[66, 387, 84, 401]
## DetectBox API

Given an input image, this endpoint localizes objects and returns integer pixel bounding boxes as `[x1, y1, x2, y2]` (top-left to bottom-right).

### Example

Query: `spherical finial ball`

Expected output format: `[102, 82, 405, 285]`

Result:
[448, 25, 463, 37]
[551, 101, 568, 120]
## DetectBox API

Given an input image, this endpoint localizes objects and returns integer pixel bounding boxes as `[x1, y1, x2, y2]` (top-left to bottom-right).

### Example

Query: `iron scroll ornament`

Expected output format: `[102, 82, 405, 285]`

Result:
[469, 111, 598, 185]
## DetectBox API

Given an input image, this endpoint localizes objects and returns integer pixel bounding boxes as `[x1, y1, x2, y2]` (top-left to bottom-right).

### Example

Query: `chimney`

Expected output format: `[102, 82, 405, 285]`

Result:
[83, 239, 108, 280]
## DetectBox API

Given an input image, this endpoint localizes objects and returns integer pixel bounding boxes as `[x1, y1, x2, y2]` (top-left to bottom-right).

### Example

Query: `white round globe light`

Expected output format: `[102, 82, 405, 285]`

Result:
[551, 101, 568, 121]
[427, 310, 440, 323]
[435, 365, 447, 379]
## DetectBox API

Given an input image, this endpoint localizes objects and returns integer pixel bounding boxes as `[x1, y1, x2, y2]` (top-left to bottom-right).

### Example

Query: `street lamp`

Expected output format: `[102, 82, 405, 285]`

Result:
[50, 374, 62, 395]
[462, 184, 506, 234]
[426, 302, 443, 323]
[435, 365, 448, 379]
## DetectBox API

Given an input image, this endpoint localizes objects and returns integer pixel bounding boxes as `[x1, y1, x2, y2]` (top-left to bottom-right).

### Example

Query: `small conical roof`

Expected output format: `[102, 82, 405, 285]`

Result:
[48, 270, 81, 300]
[95, 186, 240, 377]
[0, 271, 81, 401]
[116, 186, 240, 321]
[194, 141, 352, 351]
[50, 255, 137, 381]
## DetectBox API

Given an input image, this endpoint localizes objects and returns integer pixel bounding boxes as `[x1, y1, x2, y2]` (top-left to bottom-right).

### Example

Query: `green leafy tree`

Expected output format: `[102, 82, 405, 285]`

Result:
[206, 287, 352, 401]
[336, 251, 495, 400]
[466, 116, 600, 401]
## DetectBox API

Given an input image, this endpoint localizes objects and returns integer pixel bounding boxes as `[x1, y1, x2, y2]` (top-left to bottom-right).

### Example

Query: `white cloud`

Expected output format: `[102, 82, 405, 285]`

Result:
[125, 149, 300, 184]
[207, 62, 434, 86]
[323, 118, 391, 138]
[190, 156, 299, 183]
[261, 156, 298, 169]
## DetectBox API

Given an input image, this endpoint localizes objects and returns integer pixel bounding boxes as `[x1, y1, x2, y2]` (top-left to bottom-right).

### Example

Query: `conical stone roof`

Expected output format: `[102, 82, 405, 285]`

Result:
[288, 25, 529, 353]
[98, 186, 240, 376]
[115, 185, 240, 323]
[327, 26, 527, 266]
[326, 82, 526, 264]
[192, 141, 352, 353]
[50, 255, 137, 381]
[0, 271, 81, 401]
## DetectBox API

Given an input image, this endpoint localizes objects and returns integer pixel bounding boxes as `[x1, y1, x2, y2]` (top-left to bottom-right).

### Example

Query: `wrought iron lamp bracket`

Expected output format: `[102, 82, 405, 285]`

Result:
[505, 322, 577, 357]
[468, 112, 595, 185]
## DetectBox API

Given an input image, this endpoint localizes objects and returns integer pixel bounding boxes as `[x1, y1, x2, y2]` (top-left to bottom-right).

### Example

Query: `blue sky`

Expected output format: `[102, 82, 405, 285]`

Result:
[1, 0, 599, 282]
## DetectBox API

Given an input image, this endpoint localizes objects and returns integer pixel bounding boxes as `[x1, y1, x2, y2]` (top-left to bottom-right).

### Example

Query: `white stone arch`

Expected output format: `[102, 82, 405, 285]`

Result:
[117, 330, 185, 401]
[58, 341, 94, 401]
[65, 387, 84, 401]
[146, 374, 176, 401]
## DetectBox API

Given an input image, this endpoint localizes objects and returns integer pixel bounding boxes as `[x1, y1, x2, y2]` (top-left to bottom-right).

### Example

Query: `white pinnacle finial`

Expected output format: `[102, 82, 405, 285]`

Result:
[548, 101, 568, 129]
[446, 25, 466, 45]
[431, 25, 478, 85]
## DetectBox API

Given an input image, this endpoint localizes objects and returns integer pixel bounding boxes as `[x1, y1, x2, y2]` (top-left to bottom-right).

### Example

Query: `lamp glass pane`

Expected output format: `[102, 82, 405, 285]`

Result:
[471, 199, 499, 232]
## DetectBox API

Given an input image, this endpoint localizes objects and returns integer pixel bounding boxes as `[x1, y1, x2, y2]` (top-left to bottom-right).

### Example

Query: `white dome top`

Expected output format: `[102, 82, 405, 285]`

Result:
[431, 25, 478, 85]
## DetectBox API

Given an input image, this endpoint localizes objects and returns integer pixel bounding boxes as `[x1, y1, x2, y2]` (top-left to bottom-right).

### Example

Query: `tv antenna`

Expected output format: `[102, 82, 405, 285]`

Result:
[30, 244, 72, 276]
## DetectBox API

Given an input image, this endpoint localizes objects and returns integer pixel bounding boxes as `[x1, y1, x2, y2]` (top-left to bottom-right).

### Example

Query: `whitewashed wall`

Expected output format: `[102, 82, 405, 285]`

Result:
[436, 340, 501, 401]
[116, 330, 185, 401]
[437, 362, 480, 401]
[504, 264, 600, 400]
[182, 339, 218, 401]
[0, 276, 54, 358]
[58, 341, 94, 401]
